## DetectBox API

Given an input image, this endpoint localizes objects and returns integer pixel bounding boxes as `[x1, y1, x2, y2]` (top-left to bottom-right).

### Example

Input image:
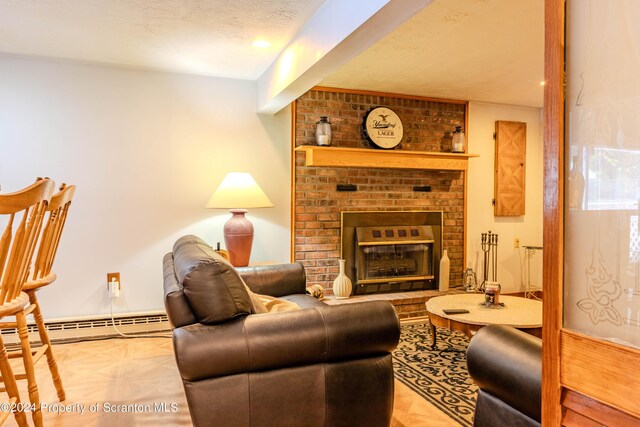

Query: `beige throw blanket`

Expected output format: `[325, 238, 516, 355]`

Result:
[244, 283, 300, 313]
[305, 284, 325, 300]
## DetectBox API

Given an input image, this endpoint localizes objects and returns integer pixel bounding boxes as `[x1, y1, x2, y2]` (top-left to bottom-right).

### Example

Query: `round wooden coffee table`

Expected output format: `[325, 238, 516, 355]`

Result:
[425, 294, 542, 348]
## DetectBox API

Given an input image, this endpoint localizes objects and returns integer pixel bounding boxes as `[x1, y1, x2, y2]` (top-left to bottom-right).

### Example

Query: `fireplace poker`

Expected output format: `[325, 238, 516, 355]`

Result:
[479, 230, 499, 291]
[480, 232, 489, 292]
[492, 233, 498, 282]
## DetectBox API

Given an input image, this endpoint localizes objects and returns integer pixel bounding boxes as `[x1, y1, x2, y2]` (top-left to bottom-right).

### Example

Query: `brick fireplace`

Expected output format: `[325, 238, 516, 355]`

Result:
[293, 88, 467, 295]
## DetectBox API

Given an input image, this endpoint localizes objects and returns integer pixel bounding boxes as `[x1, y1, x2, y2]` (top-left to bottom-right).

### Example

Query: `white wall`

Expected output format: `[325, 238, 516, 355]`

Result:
[0, 56, 292, 320]
[467, 102, 543, 293]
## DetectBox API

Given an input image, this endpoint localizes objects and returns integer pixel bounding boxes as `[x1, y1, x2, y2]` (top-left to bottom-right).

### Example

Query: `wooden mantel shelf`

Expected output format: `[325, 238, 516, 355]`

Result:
[295, 146, 479, 171]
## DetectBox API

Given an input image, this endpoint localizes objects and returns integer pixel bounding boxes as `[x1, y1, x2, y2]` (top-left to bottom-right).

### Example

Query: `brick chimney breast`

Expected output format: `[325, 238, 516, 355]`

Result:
[294, 89, 466, 294]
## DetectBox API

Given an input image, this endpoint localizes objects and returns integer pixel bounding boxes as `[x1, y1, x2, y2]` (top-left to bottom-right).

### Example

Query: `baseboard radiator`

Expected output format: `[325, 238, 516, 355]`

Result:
[0, 313, 171, 346]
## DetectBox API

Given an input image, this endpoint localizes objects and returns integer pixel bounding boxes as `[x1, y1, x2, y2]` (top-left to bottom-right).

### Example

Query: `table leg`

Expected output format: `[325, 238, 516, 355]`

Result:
[429, 316, 437, 349]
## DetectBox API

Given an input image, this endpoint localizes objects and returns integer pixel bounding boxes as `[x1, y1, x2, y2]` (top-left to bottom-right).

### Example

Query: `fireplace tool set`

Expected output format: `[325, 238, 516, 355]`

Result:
[480, 231, 498, 293]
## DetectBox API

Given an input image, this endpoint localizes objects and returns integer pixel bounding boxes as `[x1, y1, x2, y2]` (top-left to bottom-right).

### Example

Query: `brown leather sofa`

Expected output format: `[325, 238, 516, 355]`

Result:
[466, 324, 542, 427]
[163, 235, 401, 427]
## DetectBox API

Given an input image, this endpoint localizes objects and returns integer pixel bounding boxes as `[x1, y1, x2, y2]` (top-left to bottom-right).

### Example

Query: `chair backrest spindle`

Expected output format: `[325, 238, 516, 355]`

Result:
[32, 183, 75, 281]
[0, 179, 54, 305]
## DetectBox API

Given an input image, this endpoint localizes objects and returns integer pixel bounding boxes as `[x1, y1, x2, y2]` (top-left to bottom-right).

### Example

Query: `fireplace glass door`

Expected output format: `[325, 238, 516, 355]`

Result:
[355, 226, 435, 293]
[360, 243, 431, 280]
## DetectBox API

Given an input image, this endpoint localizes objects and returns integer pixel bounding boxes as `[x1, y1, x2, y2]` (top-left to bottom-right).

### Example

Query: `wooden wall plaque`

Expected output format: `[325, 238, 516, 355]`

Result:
[494, 120, 526, 216]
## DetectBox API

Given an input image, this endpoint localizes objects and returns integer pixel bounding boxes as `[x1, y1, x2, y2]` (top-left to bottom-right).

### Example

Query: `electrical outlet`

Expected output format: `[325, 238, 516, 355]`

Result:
[107, 272, 121, 298]
[107, 272, 120, 285]
[514, 238, 520, 248]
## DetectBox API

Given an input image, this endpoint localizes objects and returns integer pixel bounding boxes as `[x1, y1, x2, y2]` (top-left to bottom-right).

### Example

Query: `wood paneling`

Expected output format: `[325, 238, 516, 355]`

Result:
[562, 410, 602, 427]
[560, 330, 640, 419]
[494, 120, 526, 216]
[294, 146, 478, 171]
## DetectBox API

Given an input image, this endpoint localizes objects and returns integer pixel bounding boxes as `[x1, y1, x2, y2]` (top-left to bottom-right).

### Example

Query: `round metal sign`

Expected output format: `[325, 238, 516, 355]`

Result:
[363, 107, 403, 149]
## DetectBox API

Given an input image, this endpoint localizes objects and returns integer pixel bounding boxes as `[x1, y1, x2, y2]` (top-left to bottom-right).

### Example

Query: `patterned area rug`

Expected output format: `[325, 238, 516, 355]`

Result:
[393, 322, 477, 427]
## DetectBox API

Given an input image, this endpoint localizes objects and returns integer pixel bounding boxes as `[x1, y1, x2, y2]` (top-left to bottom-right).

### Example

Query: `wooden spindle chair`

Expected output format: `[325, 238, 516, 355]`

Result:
[0, 178, 54, 427]
[0, 397, 17, 426]
[18, 183, 75, 403]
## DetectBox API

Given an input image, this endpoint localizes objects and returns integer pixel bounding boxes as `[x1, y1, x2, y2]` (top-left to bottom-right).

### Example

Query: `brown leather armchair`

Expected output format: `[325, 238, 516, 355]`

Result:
[466, 324, 542, 427]
[163, 235, 401, 427]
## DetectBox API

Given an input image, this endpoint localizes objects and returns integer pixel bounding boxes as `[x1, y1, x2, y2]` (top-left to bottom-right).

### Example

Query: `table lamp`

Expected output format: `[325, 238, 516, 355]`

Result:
[206, 172, 273, 267]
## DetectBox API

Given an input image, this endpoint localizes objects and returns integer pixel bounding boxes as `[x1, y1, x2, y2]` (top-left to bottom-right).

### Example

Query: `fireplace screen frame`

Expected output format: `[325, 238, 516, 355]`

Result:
[341, 211, 443, 294]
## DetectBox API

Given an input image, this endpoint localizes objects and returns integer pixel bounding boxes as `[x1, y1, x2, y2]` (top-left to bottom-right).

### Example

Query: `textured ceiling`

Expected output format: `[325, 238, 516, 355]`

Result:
[320, 0, 544, 107]
[0, 0, 324, 79]
[0, 0, 544, 107]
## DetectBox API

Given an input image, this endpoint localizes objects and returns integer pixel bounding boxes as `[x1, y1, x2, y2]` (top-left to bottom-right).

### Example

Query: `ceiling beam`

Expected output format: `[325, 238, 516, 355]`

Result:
[256, 0, 433, 114]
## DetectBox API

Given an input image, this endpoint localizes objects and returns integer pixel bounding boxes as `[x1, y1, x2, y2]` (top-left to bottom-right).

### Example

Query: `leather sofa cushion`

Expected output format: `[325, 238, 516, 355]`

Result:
[172, 235, 252, 325]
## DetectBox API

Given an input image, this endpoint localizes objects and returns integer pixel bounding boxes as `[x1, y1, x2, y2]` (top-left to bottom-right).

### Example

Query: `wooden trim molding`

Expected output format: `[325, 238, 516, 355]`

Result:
[290, 100, 297, 263]
[562, 388, 640, 426]
[311, 86, 469, 106]
[463, 100, 471, 278]
[542, 0, 565, 424]
[294, 146, 478, 171]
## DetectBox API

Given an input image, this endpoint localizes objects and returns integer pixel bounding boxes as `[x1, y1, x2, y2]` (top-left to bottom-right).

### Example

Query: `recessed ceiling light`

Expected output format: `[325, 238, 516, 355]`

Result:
[252, 39, 270, 48]
[539, 81, 546, 86]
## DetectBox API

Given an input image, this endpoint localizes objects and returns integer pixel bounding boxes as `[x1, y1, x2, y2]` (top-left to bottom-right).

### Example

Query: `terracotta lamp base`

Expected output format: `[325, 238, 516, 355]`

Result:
[223, 209, 254, 267]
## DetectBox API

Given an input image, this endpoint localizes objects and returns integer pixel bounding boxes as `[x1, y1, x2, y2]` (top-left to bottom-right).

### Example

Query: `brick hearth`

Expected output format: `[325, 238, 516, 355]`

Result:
[323, 289, 466, 319]
[293, 88, 467, 295]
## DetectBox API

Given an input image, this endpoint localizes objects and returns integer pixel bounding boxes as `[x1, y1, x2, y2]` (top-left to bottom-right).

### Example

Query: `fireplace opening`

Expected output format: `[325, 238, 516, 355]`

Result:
[342, 211, 443, 294]
[356, 225, 434, 281]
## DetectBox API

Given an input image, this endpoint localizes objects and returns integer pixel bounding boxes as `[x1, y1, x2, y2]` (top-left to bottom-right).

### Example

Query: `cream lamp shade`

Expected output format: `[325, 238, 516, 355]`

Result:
[206, 172, 273, 267]
[206, 172, 273, 209]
